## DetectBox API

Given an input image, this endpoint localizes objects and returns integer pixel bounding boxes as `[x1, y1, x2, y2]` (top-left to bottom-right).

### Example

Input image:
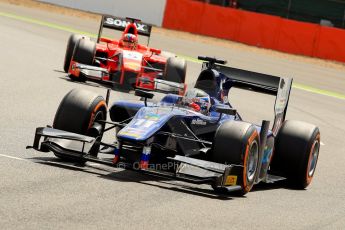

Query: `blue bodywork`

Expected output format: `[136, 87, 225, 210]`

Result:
[111, 65, 276, 170]
[117, 94, 235, 141]
[115, 92, 273, 143]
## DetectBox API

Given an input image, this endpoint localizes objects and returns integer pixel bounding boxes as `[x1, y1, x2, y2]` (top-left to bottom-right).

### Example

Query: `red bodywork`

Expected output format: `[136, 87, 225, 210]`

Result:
[69, 20, 182, 93]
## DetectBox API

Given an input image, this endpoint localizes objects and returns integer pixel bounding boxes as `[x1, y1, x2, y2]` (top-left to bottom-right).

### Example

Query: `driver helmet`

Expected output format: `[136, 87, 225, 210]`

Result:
[121, 33, 138, 50]
[183, 88, 211, 115]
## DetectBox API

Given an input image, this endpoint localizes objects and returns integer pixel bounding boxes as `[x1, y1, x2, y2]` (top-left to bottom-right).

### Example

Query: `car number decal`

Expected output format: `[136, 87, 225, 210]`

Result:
[123, 50, 143, 61]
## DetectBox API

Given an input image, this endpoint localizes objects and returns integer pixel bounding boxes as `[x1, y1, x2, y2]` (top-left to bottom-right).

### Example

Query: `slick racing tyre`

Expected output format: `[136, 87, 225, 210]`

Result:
[164, 57, 187, 83]
[212, 121, 260, 195]
[270, 120, 320, 189]
[70, 38, 96, 81]
[53, 89, 107, 161]
[63, 34, 88, 72]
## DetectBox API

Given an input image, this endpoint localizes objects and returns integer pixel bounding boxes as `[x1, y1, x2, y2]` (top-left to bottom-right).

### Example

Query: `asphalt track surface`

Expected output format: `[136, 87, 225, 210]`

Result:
[1, 2, 345, 230]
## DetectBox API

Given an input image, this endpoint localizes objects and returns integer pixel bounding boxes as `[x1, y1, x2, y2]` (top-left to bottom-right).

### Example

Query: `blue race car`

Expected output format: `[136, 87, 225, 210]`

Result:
[28, 56, 321, 195]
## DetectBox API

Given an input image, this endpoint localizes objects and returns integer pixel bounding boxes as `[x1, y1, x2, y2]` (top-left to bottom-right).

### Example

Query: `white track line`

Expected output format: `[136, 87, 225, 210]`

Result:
[0, 153, 27, 161]
[87, 163, 101, 166]
[0, 153, 90, 170]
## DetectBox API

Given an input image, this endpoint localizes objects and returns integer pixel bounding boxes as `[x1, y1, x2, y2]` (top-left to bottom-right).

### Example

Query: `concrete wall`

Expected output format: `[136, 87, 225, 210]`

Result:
[38, 0, 167, 26]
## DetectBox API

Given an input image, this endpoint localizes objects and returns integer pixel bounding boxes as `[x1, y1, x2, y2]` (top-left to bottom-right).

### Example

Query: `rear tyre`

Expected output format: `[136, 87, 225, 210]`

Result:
[63, 34, 88, 72]
[211, 121, 260, 195]
[164, 57, 186, 83]
[270, 120, 320, 189]
[70, 38, 96, 82]
[53, 89, 107, 161]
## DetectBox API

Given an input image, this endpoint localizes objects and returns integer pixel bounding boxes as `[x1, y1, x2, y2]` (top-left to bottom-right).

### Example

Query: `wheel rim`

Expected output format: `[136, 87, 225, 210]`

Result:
[87, 110, 105, 137]
[246, 140, 259, 182]
[308, 140, 320, 177]
[94, 110, 104, 123]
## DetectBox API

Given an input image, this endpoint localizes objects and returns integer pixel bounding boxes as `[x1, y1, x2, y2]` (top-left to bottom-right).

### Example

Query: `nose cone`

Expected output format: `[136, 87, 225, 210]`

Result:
[123, 62, 141, 72]
[117, 107, 173, 142]
[123, 50, 143, 72]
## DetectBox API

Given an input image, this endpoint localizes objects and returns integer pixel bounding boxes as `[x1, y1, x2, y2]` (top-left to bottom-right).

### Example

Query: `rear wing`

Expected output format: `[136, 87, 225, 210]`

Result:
[214, 65, 281, 95]
[213, 64, 293, 136]
[97, 15, 152, 44]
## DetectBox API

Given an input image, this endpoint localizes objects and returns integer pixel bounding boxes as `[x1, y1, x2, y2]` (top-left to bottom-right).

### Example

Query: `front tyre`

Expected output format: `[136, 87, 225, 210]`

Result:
[270, 120, 320, 189]
[211, 121, 260, 195]
[63, 34, 88, 72]
[70, 38, 96, 82]
[53, 89, 107, 161]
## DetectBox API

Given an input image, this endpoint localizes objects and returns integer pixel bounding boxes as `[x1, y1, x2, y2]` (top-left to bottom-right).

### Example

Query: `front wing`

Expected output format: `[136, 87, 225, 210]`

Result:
[27, 127, 242, 192]
[69, 61, 186, 95]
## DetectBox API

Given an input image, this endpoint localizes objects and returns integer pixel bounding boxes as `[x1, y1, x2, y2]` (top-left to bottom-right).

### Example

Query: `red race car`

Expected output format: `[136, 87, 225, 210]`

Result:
[64, 15, 187, 94]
